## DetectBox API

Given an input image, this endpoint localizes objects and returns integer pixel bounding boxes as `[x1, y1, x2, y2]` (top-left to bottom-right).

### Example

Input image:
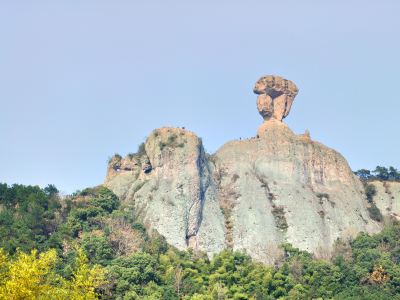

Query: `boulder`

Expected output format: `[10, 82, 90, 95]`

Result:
[254, 75, 298, 121]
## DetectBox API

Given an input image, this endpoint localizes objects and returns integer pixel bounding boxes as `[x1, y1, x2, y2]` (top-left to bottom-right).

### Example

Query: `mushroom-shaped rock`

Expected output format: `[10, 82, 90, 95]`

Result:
[254, 75, 298, 121]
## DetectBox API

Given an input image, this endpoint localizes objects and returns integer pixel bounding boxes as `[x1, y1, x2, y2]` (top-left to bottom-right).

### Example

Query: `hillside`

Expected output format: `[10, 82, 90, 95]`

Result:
[1, 182, 400, 299]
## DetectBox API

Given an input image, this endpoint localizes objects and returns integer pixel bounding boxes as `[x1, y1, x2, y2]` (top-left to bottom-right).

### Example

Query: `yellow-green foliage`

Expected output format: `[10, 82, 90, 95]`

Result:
[68, 248, 107, 299]
[0, 248, 105, 300]
[3, 182, 400, 299]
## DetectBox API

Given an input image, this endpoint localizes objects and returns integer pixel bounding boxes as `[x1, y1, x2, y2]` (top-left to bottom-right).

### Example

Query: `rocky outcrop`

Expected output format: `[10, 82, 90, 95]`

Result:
[104, 75, 384, 264]
[254, 75, 298, 122]
[213, 120, 380, 263]
[105, 127, 225, 254]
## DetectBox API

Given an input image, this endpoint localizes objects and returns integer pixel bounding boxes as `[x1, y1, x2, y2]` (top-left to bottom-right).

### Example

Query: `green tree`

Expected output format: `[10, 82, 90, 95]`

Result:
[0, 248, 106, 299]
[389, 166, 400, 181]
[108, 252, 162, 298]
[373, 166, 389, 180]
[355, 169, 372, 181]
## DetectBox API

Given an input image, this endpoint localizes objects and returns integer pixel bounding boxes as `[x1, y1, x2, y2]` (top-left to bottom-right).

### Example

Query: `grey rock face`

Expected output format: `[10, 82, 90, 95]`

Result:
[371, 181, 400, 220]
[105, 127, 225, 254]
[104, 123, 382, 263]
[103, 75, 384, 263]
[213, 121, 381, 262]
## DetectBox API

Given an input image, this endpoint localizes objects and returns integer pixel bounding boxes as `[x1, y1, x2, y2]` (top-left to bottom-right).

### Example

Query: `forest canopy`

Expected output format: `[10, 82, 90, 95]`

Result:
[1, 183, 400, 299]
[354, 166, 400, 181]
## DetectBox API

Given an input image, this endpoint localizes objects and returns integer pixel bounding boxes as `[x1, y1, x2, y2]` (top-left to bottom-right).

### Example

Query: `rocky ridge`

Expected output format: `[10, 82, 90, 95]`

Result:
[104, 75, 394, 264]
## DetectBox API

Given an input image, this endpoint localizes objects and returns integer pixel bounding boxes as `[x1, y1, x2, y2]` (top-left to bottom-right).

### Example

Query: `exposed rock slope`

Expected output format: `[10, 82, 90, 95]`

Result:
[371, 181, 400, 220]
[105, 127, 225, 254]
[104, 75, 384, 263]
[213, 120, 380, 262]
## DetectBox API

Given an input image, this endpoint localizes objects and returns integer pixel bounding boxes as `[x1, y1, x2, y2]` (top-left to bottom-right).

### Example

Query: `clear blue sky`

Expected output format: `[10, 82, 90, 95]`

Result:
[1, 1, 399, 194]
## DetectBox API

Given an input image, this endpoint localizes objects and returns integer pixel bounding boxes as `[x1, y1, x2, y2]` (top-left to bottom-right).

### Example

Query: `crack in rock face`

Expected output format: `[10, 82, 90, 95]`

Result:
[254, 75, 299, 122]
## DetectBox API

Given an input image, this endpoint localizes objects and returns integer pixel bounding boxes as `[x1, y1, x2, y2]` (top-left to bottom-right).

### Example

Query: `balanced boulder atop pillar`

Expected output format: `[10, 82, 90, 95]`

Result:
[254, 75, 299, 121]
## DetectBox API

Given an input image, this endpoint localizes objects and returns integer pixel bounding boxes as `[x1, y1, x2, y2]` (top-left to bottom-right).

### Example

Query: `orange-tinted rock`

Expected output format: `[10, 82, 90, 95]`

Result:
[254, 75, 298, 121]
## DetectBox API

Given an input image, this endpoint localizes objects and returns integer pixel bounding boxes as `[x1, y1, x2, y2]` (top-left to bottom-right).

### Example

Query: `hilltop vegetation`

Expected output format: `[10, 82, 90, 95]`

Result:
[354, 166, 400, 181]
[1, 183, 400, 299]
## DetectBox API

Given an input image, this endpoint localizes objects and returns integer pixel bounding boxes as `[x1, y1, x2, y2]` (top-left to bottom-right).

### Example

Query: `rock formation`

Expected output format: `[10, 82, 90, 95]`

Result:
[254, 75, 298, 122]
[104, 75, 385, 264]
[105, 128, 225, 254]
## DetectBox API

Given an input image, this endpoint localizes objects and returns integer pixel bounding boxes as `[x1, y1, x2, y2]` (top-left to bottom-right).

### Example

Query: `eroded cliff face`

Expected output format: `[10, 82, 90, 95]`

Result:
[104, 122, 383, 263]
[103, 75, 388, 263]
[213, 120, 381, 263]
[105, 127, 225, 255]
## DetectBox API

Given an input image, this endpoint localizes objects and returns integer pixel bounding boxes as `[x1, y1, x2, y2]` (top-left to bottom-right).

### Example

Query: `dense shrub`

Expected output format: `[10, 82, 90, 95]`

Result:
[368, 203, 383, 222]
[2, 182, 400, 299]
[0, 248, 106, 299]
[365, 183, 377, 202]
[0, 183, 61, 253]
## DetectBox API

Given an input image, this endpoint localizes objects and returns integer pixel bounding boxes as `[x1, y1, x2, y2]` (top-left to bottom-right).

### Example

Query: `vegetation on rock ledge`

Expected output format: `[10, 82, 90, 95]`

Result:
[355, 166, 400, 181]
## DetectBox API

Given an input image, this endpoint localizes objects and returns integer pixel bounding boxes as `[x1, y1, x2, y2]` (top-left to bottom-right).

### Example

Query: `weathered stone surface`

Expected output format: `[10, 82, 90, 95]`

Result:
[213, 121, 381, 262]
[254, 75, 298, 122]
[256, 94, 273, 120]
[104, 123, 382, 263]
[105, 127, 225, 255]
[103, 75, 384, 264]
[371, 181, 400, 220]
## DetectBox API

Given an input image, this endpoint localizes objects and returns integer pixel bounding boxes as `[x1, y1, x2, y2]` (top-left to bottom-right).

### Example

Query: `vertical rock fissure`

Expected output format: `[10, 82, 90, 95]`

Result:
[254, 168, 288, 235]
[212, 161, 240, 249]
[185, 142, 208, 248]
